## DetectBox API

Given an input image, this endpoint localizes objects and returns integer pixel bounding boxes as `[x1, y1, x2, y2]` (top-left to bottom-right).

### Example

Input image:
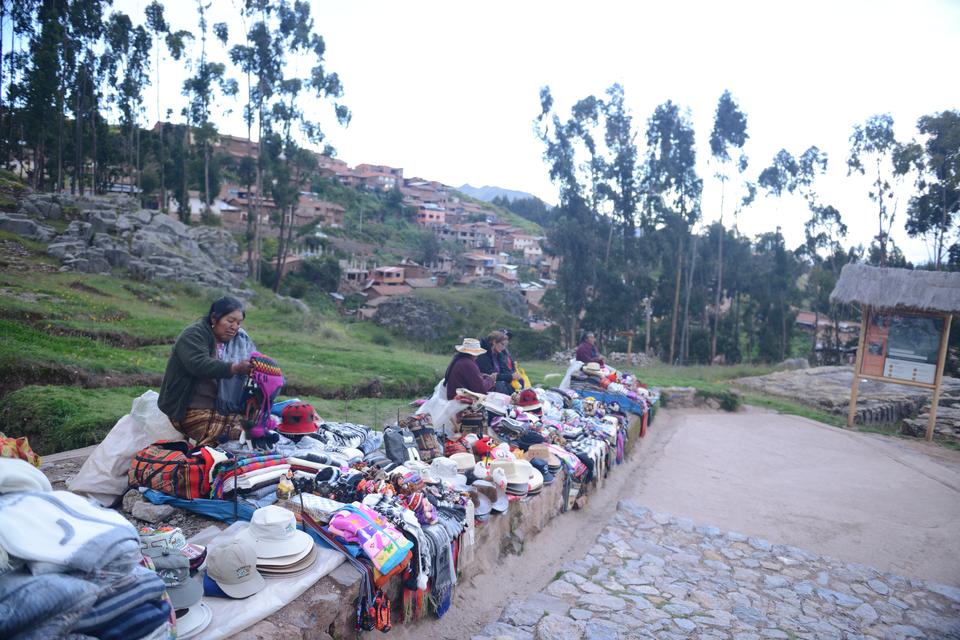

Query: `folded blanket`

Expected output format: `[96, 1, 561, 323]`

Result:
[0, 491, 139, 574]
[75, 566, 166, 631]
[0, 570, 99, 639]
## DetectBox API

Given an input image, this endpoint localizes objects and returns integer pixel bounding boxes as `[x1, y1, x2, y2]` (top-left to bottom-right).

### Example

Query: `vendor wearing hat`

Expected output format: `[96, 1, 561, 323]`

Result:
[575, 331, 605, 367]
[477, 330, 520, 395]
[443, 338, 494, 400]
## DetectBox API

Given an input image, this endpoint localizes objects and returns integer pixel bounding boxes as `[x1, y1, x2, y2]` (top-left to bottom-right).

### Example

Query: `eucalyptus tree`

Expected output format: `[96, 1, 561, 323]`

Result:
[904, 110, 960, 270]
[847, 114, 913, 267]
[707, 90, 748, 362]
[642, 101, 701, 364]
[230, 0, 349, 280]
[758, 145, 826, 361]
[535, 86, 603, 346]
[183, 2, 236, 211]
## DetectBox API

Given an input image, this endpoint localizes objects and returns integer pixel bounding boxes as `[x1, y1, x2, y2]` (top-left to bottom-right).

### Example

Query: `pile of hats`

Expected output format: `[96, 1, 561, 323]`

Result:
[470, 479, 508, 522]
[237, 505, 318, 577]
[139, 526, 211, 639]
[524, 444, 560, 487]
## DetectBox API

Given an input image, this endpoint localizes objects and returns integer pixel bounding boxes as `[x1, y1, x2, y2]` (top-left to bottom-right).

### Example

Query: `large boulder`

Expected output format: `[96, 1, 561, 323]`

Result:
[373, 295, 453, 342]
[0, 213, 56, 242]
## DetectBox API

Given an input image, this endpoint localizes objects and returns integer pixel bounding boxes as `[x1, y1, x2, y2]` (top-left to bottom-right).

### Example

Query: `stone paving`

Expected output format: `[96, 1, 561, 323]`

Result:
[474, 501, 960, 640]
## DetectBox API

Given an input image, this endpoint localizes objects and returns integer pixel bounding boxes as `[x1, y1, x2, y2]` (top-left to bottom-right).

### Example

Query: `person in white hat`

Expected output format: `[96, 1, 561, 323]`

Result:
[206, 539, 266, 599]
[443, 338, 492, 400]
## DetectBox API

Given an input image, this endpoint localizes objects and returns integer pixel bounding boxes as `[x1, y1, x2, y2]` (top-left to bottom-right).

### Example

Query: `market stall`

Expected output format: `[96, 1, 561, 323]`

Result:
[0, 357, 657, 639]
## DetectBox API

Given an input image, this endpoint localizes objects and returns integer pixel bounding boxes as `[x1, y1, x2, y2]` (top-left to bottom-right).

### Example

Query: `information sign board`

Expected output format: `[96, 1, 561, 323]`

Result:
[860, 310, 944, 385]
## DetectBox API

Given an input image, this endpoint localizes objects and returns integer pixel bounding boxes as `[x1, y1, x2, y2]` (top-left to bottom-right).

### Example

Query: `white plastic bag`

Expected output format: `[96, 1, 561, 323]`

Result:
[415, 379, 466, 436]
[68, 390, 183, 506]
[559, 359, 584, 390]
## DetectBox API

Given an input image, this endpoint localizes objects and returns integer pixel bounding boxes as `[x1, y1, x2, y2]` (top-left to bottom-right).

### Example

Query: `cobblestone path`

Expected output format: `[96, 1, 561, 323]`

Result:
[475, 501, 960, 640]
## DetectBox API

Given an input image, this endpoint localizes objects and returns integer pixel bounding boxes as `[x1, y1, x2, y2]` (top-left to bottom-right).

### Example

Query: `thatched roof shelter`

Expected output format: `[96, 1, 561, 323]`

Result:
[830, 263, 960, 314]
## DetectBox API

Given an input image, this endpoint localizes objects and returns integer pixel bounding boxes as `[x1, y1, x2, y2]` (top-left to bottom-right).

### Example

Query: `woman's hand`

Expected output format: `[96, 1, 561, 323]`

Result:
[231, 359, 253, 376]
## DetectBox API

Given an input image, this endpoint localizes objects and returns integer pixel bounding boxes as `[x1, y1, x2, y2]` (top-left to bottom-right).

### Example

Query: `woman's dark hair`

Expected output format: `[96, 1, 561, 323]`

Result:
[208, 296, 245, 324]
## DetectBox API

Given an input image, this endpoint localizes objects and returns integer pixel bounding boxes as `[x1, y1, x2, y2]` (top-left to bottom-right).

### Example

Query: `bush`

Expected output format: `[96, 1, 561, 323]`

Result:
[695, 388, 741, 412]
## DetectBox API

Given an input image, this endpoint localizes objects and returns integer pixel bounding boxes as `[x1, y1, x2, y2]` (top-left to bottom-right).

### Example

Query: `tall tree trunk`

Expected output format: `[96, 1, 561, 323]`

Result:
[57, 87, 64, 192]
[203, 142, 210, 211]
[711, 181, 725, 363]
[733, 290, 741, 362]
[668, 234, 683, 364]
[73, 86, 82, 195]
[680, 232, 698, 364]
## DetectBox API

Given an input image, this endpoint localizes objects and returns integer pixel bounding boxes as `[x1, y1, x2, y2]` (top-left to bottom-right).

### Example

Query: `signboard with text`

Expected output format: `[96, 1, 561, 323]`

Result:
[860, 310, 944, 385]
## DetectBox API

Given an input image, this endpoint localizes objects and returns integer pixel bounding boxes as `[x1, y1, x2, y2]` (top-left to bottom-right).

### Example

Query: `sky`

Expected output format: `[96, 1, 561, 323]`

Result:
[113, 0, 960, 263]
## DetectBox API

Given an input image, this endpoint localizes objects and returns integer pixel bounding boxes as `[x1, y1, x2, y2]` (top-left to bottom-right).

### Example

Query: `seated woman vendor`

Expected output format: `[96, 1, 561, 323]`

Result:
[575, 331, 605, 367]
[477, 330, 520, 394]
[443, 338, 494, 400]
[158, 296, 254, 446]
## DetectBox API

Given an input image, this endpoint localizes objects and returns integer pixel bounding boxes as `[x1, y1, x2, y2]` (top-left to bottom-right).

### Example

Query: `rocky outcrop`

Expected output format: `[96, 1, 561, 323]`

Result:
[0, 212, 56, 242]
[19, 194, 248, 289]
[468, 277, 529, 320]
[736, 365, 960, 442]
[373, 295, 453, 342]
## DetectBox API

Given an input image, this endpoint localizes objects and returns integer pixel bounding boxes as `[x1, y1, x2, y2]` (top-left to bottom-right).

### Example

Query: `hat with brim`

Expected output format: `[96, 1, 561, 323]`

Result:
[176, 601, 212, 639]
[489, 459, 527, 485]
[167, 571, 204, 610]
[454, 338, 486, 355]
[255, 541, 314, 568]
[529, 457, 555, 485]
[237, 505, 315, 560]
[474, 479, 508, 512]
[207, 538, 266, 599]
[449, 452, 476, 473]
[582, 362, 603, 376]
[525, 444, 561, 468]
[258, 544, 318, 575]
[431, 457, 467, 488]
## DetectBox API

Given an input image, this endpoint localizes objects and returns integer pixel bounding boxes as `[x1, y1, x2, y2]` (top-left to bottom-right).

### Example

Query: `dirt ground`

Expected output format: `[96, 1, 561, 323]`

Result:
[394, 407, 960, 639]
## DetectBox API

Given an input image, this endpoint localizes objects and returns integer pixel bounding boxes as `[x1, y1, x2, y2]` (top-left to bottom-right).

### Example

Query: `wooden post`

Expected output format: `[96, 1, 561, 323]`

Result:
[847, 305, 869, 428]
[626, 334, 634, 359]
[925, 313, 953, 442]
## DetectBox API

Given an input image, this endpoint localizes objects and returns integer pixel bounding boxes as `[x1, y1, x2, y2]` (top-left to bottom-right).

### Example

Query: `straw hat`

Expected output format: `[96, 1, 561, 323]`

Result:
[582, 362, 603, 376]
[455, 338, 486, 355]
[489, 459, 527, 485]
[524, 444, 561, 469]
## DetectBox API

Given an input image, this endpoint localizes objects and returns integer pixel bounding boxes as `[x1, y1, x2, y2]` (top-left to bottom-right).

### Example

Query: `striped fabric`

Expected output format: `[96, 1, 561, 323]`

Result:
[210, 454, 287, 498]
[172, 409, 242, 447]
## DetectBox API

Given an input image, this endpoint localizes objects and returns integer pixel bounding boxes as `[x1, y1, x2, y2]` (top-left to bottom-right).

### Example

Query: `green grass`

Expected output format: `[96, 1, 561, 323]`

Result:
[0, 385, 150, 454]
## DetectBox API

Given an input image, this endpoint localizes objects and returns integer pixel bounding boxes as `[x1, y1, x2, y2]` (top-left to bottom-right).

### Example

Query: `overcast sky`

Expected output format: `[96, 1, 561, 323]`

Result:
[115, 0, 960, 263]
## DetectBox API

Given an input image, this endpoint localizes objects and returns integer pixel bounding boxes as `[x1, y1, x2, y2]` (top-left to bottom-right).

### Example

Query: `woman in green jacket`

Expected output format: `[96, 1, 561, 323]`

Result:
[158, 296, 254, 446]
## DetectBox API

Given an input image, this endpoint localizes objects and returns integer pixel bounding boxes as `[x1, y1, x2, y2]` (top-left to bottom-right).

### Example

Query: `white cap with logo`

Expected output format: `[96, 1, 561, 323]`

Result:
[206, 538, 266, 599]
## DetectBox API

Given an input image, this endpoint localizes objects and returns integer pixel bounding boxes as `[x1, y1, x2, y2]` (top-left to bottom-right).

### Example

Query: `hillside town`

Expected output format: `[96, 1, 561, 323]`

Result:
[164, 131, 559, 325]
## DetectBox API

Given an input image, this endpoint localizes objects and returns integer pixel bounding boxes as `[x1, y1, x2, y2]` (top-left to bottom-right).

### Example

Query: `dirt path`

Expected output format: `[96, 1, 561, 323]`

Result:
[396, 407, 960, 639]
[630, 406, 960, 586]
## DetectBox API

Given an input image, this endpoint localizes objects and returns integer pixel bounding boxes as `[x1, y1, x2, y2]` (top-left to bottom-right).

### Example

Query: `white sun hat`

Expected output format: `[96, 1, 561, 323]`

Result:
[236, 505, 314, 560]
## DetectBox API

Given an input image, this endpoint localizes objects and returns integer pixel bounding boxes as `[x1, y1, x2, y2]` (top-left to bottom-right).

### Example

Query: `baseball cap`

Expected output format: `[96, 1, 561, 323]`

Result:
[206, 539, 266, 599]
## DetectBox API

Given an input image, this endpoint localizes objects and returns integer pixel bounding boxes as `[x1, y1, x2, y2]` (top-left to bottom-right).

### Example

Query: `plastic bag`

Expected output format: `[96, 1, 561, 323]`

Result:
[559, 359, 584, 390]
[414, 380, 466, 436]
[68, 390, 183, 506]
[216, 329, 256, 415]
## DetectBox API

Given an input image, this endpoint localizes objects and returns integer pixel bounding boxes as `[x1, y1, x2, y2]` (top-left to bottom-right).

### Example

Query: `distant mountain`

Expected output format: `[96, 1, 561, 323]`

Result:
[457, 184, 537, 203]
